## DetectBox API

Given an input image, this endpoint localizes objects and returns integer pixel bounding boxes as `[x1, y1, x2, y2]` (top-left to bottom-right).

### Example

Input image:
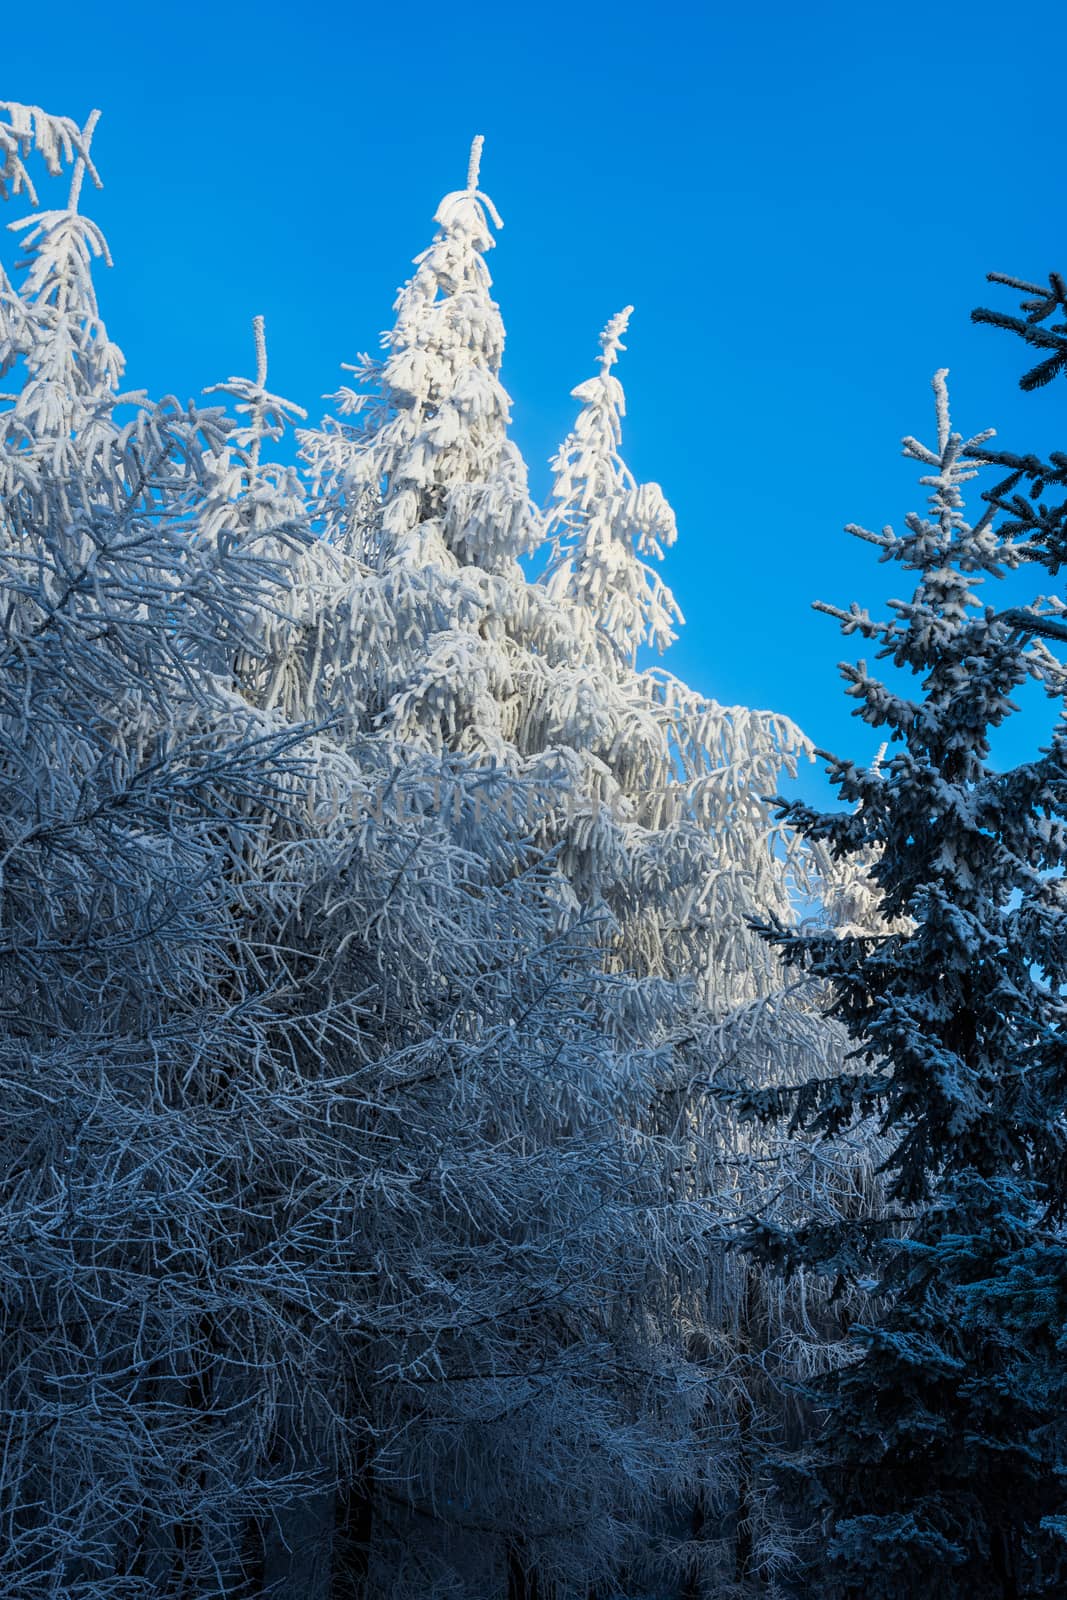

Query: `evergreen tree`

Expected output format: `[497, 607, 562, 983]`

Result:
[260, 137, 869, 1597]
[238, 139, 706, 1600]
[282, 139, 814, 1008]
[748, 369, 1067, 1598]
[543, 304, 683, 664]
[0, 101, 343, 1597]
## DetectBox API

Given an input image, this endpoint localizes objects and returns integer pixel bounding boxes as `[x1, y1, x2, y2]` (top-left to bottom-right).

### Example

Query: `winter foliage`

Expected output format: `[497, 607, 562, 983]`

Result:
[749, 365, 1067, 1597]
[0, 98, 1062, 1600]
[543, 305, 683, 662]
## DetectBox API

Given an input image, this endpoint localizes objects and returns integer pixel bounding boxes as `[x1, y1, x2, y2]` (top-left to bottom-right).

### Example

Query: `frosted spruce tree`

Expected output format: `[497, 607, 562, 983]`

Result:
[228, 137, 706, 1600]
[255, 137, 874, 1597]
[0, 101, 361, 1598]
[282, 136, 813, 1007]
[751, 371, 1067, 1598]
[543, 304, 683, 664]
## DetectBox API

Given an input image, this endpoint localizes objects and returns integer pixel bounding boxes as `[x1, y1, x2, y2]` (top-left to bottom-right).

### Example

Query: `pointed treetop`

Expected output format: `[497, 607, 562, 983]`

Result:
[467, 134, 484, 193]
[897, 368, 995, 544]
[253, 313, 268, 388]
[203, 313, 306, 466]
[544, 308, 682, 658]
[932, 365, 951, 454]
[442, 134, 502, 231]
[599, 306, 634, 373]
[297, 128, 530, 571]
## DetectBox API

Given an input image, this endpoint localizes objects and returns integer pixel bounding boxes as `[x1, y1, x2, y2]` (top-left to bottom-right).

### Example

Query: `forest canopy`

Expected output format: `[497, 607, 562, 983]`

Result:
[0, 99, 1064, 1600]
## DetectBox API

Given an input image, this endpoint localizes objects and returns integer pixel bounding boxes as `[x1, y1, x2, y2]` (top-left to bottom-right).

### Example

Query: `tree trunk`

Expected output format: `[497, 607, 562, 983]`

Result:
[734, 1389, 754, 1587]
[680, 1492, 706, 1600]
[507, 1539, 540, 1600]
[990, 1520, 1020, 1600]
[328, 1459, 374, 1600]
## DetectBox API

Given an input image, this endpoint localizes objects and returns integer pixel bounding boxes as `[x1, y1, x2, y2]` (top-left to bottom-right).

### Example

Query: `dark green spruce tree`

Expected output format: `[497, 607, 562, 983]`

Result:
[745, 367, 1067, 1599]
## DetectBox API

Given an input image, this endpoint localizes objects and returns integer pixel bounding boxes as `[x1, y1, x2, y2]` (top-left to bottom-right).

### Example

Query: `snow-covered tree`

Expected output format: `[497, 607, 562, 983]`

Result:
[543, 305, 683, 663]
[282, 139, 814, 1009]
[257, 136, 870, 1597]
[300, 132, 537, 582]
[750, 370, 1067, 1598]
[0, 101, 338, 1598]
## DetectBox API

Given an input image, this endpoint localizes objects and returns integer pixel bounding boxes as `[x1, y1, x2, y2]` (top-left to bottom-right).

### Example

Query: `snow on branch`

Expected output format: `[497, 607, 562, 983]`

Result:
[0, 101, 102, 206]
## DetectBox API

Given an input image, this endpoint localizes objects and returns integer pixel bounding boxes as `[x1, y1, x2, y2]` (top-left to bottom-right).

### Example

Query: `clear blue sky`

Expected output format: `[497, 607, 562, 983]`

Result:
[5, 1, 1065, 797]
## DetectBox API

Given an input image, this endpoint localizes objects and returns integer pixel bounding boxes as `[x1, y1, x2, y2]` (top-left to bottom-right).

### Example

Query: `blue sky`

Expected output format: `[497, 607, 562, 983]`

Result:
[5, 0, 1066, 798]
